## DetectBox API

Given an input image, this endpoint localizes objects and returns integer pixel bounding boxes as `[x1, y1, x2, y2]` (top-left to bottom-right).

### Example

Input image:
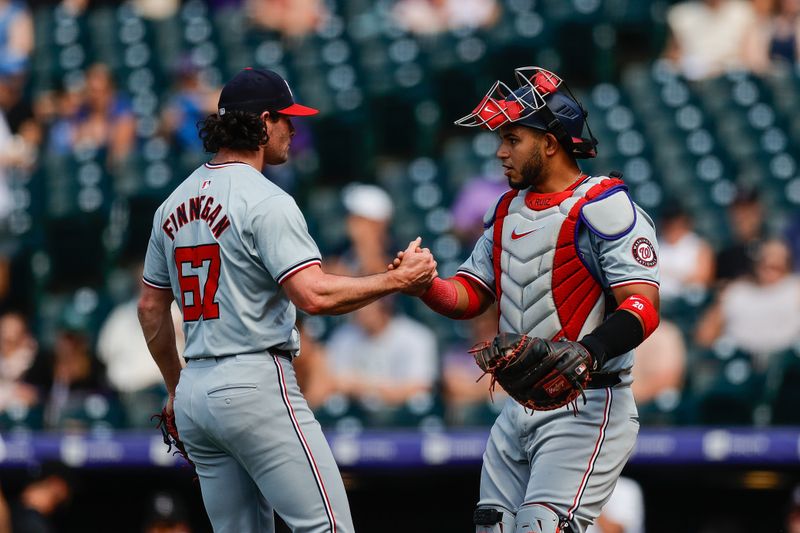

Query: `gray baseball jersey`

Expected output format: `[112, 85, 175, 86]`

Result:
[144, 161, 354, 533]
[461, 175, 659, 533]
[143, 162, 321, 358]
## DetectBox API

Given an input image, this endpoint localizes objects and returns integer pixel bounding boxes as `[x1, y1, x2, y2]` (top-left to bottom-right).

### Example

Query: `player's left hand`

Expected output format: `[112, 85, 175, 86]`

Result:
[153, 403, 196, 473]
[471, 334, 593, 411]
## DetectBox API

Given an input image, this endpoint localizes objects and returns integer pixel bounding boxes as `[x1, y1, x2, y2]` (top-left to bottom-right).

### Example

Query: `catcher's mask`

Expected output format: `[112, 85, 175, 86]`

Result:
[455, 66, 598, 159]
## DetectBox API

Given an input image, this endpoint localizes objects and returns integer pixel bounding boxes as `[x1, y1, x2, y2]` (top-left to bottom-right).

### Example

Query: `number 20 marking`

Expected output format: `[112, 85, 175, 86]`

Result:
[174, 244, 221, 321]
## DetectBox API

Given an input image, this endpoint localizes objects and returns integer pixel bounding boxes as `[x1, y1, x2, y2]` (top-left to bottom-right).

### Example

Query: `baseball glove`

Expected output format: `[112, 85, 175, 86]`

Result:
[470, 333, 594, 412]
[152, 407, 195, 471]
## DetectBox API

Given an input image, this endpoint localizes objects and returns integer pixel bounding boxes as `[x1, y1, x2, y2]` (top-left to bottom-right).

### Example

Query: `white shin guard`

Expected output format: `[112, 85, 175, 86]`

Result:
[514, 504, 571, 533]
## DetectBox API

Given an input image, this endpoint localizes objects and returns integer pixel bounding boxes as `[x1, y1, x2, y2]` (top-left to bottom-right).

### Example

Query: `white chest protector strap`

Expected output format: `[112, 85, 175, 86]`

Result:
[579, 187, 635, 240]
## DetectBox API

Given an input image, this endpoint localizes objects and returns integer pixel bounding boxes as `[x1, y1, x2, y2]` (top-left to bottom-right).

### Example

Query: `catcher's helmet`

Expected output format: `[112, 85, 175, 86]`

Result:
[455, 66, 597, 159]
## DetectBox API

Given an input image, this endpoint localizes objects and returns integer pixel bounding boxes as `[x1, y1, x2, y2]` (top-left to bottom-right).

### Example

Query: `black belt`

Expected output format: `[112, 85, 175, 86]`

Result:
[586, 371, 622, 389]
[190, 347, 294, 362]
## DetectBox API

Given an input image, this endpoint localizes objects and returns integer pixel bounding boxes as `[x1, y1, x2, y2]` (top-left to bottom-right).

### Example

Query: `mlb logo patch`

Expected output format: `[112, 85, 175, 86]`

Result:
[201, 180, 212, 190]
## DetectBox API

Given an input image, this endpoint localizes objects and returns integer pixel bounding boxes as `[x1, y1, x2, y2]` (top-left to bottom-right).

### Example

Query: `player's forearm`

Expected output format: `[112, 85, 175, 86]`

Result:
[137, 304, 182, 394]
[299, 270, 405, 315]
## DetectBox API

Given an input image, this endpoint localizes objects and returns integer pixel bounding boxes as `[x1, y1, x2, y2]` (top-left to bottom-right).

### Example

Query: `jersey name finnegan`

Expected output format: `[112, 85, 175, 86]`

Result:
[162, 195, 231, 240]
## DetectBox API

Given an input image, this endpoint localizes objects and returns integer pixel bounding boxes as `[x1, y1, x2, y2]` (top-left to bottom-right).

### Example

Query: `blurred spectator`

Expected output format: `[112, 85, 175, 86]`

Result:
[786, 210, 800, 272]
[142, 491, 192, 533]
[441, 305, 507, 425]
[325, 298, 437, 407]
[631, 320, 687, 406]
[664, 0, 755, 79]
[326, 183, 395, 276]
[41, 79, 84, 156]
[97, 268, 185, 427]
[696, 239, 800, 368]
[133, 0, 179, 20]
[25, 314, 116, 430]
[293, 318, 335, 409]
[10, 463, 74, 533]
[716, 188, 764, 282]
[392, 0, 500, 34]
[450, 176, 508, 246]
[743, 0, 800, 73]
[586, 476, 645, 533]
[0, 0, 33, 77]
[0, 312, 39, 412]
[246, 0, 326, 37]
[74, 64, 136, 165]
[787, 484, 800, 533]
[160, 58, 219, 157]
[0, 483, 9, 533]
[657, 202, 715, 302]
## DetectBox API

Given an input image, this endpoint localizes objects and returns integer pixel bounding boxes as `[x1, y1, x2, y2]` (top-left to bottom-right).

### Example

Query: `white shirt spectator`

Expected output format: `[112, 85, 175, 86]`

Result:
[659, 231, 709, 300]
[720, 274, 800, 362]
[326, 315, 437, 391]
[97, 300, 184, 392]
[586, 477, 645, 533]
[667, 0, 755, 79]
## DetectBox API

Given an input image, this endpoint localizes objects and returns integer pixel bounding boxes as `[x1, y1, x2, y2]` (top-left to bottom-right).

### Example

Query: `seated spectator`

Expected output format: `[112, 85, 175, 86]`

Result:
[0, 0, 33, 77]
[96, 267, 185, 427]
[325, 298, 437, 408]
[664, 0, 755, 79]
[586, 476, 645, 533]
[246, 0, 326, 37]
[10, 463, 74, 533]
[0, 484, 8, 533]
[743, 0, 800, 73]
[441, 305, 507, 425]
[631, 320, 687, 405]
[25, 314, 116, 430]
[74, 64, 136, 166]
[716, 188, 764, 283]
[0, 312, 39, 412]
[160, 58, 219, 157]
[696, 239, 800, 368]
[450, 176, 508, 246]
[657, 202, 715, 302]
[787, 484, 800, 533]
[393, 0, 500, 35]
[292, 318, 335, 409]
[142, 491, 192, 533]
[326, 183, 395, 276]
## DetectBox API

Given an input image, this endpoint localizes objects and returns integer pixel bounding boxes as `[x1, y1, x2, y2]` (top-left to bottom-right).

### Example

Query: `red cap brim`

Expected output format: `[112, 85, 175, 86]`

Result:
[278, 103, 319, 116]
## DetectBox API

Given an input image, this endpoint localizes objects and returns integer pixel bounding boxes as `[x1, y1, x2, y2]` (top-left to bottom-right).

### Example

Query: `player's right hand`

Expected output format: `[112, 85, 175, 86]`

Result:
[392, 237, 437, 295]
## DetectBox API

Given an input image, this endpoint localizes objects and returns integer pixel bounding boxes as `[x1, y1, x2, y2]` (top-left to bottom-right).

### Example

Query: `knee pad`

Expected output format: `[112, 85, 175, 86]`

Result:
[474, 505, 515, 533]
[515, 504, 571, 533]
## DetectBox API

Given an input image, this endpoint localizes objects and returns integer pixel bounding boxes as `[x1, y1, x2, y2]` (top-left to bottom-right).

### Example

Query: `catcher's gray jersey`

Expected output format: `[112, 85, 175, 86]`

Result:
[457, 175, 660, 374]
[143, 162, 321, 359]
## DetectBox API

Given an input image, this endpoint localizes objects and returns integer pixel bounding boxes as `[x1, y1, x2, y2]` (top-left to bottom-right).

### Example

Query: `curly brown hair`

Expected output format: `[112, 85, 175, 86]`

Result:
[198, 110, 279, 153]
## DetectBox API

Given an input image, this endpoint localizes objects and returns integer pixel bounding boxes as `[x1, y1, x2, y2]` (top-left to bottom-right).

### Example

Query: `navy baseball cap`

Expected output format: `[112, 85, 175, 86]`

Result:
[512, 88, 586, 143]
[218, 68, 318, 117]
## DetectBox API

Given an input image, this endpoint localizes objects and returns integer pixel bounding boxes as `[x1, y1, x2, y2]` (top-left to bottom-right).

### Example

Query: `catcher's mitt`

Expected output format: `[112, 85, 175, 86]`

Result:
[470, 333, 594, 412]
[152, 407, 195, 471]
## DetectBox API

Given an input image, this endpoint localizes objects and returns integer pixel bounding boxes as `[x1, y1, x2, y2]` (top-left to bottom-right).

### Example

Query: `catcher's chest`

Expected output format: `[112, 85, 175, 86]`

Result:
[499, 207, 566, 285]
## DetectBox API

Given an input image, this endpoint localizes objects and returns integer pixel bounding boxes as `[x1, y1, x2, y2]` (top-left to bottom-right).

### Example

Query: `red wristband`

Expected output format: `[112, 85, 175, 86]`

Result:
[617, 294, 659, 339]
